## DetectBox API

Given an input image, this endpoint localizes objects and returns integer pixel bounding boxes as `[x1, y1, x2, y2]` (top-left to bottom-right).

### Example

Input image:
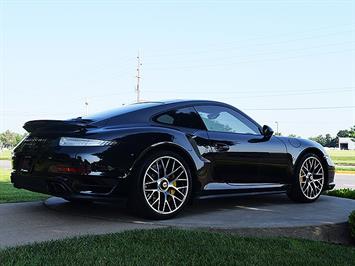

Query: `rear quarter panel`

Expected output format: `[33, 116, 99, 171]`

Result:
[80, 126, 210, 181]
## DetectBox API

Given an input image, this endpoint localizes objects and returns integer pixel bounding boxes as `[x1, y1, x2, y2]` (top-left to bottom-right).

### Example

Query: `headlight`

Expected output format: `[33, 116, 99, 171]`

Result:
[59, 137, 115, 146]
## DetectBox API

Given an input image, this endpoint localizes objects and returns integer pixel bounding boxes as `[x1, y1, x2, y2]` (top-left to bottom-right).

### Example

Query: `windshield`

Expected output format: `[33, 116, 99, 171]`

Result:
[81, 102, 163, 121]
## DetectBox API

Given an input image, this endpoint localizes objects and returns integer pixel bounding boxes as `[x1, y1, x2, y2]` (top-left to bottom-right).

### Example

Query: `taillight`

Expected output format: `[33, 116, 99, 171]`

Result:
[59, 137, 115, 146]
[49, 164, 91, 175]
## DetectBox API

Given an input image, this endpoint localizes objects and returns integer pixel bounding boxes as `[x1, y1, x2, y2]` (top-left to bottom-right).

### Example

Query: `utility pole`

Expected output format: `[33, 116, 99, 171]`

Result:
[275, 121, 279, 135]
[135, 52, 142, 103]
[85, 98, 89, 115]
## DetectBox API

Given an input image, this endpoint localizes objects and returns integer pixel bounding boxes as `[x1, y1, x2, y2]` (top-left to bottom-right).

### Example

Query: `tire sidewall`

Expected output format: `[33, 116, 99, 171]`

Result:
[129, 150, 193, 219]
[289, 153, 325, 203]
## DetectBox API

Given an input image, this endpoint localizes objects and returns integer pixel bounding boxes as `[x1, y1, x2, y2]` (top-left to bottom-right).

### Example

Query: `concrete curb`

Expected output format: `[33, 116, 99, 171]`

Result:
[197, 222, 353, 245]
[336, 171, 355, 175]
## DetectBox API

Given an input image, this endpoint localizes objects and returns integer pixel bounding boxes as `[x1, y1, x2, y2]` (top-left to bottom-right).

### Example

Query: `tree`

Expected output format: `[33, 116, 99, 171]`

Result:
[309, 125, 355, 147]
[336, 125, 355, 141]
[310, 135, 326, 146]
[350, 125, 355, 138]
[325, 134, 333, 147]
[0, 130, 26, 149]
[337, 130, 350, 138]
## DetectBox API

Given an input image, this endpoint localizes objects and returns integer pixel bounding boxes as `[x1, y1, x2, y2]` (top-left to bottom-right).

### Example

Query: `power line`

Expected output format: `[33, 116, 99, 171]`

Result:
[245, 106, 355, 111]
[80, 87, 354, 104]
[144, 27, 354, 58]
[144, 86, 355, 95]
[145, 48, 355, 71]
[221, 88, 355, 100]
[145, 40, 354, 66]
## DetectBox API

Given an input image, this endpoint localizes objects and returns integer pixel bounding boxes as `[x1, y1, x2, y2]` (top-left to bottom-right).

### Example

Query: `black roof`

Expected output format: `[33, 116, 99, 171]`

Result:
[82, 99, 260, 128]
[137, 99, 231, 109]
[158, 99, 227, 105]
[85, 99, 230, 122]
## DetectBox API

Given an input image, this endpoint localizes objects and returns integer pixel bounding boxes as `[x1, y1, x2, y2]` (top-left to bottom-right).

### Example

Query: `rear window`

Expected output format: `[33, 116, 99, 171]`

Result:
[153, 107, 205, 129]
[82, 102, 163, 121]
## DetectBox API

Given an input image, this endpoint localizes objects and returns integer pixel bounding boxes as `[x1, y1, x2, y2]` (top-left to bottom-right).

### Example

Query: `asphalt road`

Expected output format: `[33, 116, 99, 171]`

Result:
[0, 160, 11, 170]
[335, 174, 355, 189]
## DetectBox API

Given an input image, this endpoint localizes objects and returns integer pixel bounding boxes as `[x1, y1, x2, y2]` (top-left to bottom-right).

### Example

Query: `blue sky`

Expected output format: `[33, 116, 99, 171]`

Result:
[0, 0, 354, 137]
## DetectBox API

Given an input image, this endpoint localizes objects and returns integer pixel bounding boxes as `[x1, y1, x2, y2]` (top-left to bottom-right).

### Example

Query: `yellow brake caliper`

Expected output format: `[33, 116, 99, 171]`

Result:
[170, 175, 176, 195]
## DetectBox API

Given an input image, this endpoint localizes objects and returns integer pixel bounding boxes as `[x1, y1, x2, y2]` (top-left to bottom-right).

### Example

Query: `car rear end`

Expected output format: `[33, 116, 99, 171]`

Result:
[11, 119, 128, 201]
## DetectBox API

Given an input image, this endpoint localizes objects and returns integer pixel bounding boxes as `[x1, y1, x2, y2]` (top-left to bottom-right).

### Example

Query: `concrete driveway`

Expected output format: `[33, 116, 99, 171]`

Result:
[0, 165, 354, 248]
[1, 193, 354, 248]
[0, 200, 160, 249]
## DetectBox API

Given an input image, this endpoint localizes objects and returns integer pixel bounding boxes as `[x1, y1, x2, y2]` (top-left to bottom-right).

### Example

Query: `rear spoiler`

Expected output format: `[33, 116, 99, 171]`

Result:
[23, 120, 95, 133]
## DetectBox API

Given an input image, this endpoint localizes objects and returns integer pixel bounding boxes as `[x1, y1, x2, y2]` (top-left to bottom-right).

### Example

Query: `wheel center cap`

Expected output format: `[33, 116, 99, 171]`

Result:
[306, 173, 313, 180]
[159, 179, 169, 191]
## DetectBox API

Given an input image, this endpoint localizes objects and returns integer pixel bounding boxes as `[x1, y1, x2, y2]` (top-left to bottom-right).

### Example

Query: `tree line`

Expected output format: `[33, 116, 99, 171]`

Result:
[308, 125, 355, 148]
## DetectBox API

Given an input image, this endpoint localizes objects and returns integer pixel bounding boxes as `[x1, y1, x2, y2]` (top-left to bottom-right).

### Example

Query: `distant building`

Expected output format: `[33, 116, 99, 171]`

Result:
[338, 137, 355, 150]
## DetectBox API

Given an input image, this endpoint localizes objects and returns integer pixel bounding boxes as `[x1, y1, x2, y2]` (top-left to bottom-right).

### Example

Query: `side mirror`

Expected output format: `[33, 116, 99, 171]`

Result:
[262, 125, 274, 139]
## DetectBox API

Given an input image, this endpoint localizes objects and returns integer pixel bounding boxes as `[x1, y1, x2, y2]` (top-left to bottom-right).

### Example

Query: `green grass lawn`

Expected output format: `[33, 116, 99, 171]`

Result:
[336, 166, 355, 172]
[328, 150, 355, 166]
[0, 228, 354, 266]
[326, 188, 355, 200]
[328, 150, 355, 173]
[0, 149, 11, 160]
[0, 168, 47, 203]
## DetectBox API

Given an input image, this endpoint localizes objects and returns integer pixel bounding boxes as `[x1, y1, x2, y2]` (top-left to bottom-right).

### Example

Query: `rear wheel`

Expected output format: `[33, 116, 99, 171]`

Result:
[287, 153, 325, 203]
[128, 151, 192, 219]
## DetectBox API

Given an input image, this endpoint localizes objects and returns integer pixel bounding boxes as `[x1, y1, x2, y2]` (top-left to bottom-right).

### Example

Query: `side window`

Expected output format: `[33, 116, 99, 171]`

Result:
[195, 105, 260, 134]
[153, 107, 205, 129]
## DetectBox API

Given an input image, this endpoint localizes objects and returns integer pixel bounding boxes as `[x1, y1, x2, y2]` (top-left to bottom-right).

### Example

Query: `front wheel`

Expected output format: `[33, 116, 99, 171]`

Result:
[128, 151, 192, 219]
[287, 153, 325, 203]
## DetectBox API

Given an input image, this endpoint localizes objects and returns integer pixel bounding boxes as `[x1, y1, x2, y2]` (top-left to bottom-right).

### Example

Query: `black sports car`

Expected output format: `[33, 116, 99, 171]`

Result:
[11, 100, 335, 219]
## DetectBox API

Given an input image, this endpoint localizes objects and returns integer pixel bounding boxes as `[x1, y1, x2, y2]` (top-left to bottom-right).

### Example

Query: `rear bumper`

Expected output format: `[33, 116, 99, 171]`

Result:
[11, 172, 128, 201]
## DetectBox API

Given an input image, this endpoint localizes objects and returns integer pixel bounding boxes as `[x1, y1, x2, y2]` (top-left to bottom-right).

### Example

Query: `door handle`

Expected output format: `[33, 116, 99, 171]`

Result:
[214, 143, 230, 152]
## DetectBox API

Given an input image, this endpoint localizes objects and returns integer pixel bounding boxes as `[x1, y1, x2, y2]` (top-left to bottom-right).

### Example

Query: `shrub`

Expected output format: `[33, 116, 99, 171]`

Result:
[326, 188, 355, 200]
[327, 190, 355, 240]
[349, 211, 355, 239]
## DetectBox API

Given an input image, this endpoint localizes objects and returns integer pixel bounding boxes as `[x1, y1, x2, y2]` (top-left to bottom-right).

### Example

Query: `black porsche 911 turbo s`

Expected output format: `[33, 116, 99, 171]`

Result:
[11, 100, 335, 219]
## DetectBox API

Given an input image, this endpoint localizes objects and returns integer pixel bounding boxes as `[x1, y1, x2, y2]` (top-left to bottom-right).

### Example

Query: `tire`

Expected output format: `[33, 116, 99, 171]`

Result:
[128, 150, 193, 219]
[287, 153, 325, 203]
